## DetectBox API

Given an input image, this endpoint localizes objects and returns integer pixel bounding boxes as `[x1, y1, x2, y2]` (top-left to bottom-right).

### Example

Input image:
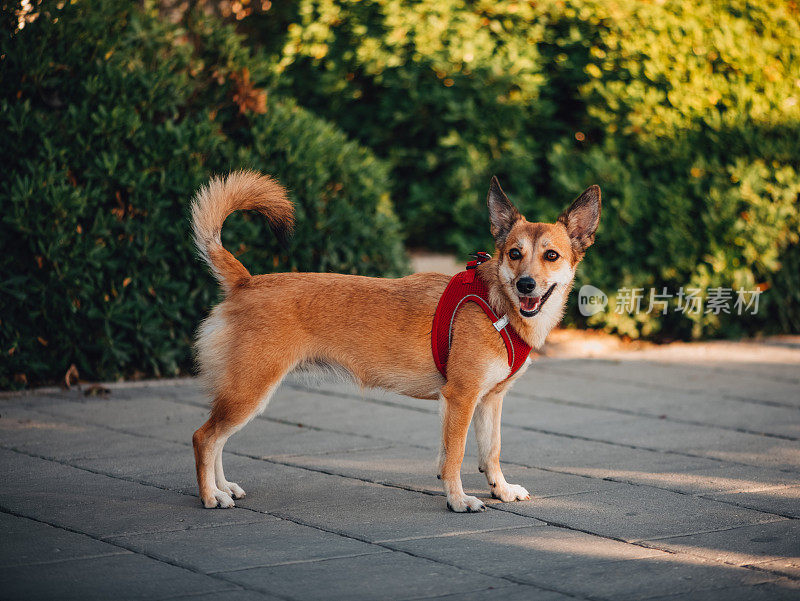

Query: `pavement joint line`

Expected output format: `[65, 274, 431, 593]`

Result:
[705, 483, 799, 495]
[0, 377, 201, 399]
[151, 587, 250, 601]
[506, 391, 800, 442]
[566, 355, 800, 386]
[638, 580, 796, 601]
[627, 515, 791, 545]
[255, 443, 397, 461]
[545, 356, 800, 387]
[0, 504, 268, 599]
[0, 551, 133, 570]
[206, 549, 392, 575]
[397, 583, 523, 601]
[0, 446, 591, 601]
[635, 518, 794, 544]
[17, 398, 800, 523]
[103, 518, 269, 541]
[373, 522, 547, 544]
[534, 364, 800, 411]
[534, 358, 800, 388]
[398, 583, 577, 601]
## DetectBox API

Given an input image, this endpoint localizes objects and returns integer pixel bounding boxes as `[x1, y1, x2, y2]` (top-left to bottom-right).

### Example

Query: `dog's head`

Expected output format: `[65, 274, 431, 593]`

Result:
[487, 176, 601, 323]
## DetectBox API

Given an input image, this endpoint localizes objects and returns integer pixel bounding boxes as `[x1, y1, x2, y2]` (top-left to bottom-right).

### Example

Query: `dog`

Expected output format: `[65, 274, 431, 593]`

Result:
[191, 171, 600, 512]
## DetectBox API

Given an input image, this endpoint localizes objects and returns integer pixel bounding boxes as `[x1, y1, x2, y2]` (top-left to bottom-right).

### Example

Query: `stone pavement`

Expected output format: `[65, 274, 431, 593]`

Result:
[1, 338, 799, 600]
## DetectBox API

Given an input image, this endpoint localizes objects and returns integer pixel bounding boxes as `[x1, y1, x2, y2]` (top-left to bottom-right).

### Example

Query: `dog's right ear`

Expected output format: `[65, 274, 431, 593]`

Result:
[487, 176, 521, 245]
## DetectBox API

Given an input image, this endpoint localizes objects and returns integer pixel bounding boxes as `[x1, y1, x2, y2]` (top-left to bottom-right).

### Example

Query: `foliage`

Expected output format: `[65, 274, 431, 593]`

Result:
[0, 0, 406, 388]
[2, 0, 798, 391]
[261, 0, 561, 250]
[541, 0, 800, 339]
[247, 0, 800, 339]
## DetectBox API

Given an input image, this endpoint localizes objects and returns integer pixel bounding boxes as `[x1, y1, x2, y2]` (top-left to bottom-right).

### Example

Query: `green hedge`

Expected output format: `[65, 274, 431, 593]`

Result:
[246, 0, 800, 339]
[0, 0, 406, 388]
[262, 0, 558, 251]
[2, 0, 798, 390]
[542, 0, 800, 339]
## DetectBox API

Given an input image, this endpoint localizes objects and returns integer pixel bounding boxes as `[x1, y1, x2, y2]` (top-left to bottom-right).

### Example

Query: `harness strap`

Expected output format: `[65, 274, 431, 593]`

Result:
[431, 254, 531, 380]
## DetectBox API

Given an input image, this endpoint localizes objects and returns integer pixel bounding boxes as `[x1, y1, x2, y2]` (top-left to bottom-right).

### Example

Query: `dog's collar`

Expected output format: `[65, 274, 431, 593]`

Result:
[431, 253, 531, 380]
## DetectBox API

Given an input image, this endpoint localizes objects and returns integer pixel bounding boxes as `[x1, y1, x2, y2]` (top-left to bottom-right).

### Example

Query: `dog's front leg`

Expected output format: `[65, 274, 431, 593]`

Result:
[440, 384, 485, 512]
[474, 391, 530, 503]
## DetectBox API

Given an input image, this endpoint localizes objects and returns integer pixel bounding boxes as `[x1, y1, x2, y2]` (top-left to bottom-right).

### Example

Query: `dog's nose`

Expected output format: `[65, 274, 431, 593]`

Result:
[516, 277, 536, 294]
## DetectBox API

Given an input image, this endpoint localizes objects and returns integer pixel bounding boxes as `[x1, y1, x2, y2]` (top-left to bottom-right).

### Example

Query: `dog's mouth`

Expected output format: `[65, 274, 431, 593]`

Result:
[518, 284, 557, 317]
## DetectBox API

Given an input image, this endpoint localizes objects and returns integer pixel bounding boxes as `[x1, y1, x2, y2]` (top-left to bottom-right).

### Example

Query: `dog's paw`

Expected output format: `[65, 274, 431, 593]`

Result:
[202, 488, 235, 509]
[219, 481, 246, 500]
[490, 483, 530, 503]
[446, 494, 486, 513]
[227, 482, 246, 499]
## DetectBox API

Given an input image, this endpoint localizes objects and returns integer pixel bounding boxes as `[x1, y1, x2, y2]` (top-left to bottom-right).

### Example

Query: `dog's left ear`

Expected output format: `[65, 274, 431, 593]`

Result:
[558, 185, 601, 255]
[487, 176, 521, 245]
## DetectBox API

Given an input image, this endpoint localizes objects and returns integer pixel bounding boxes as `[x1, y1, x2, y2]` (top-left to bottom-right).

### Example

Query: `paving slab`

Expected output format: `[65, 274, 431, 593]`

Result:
[563, 463, 800, 497]
[164, 591, 281, 601]
[491, 480, 784, 543]
[110, 516, 386, 574]
[385, 526, 666, 578]
[500, 397, 800, 472]
[426, 584, 576, 601]
[515, 553, 779, 601]
[644, 580, 800, 601]
[533, 358, 800, 406]
[0, 448, 259, 538]
[216, 550, 511, 601]
[496, 425, 721, 476]
[508, 372, 800, 439]
[0, 552, 236, 601]
[643, 521, 800, 574]
[709, 485, 800, 518]
[223, 460, 541, 543]
[0, 512, 130, 569]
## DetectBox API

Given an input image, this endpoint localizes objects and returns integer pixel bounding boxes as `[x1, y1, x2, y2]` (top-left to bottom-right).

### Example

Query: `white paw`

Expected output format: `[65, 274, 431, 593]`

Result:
[202, 488, 235, 509]
[491, 482, 531, 503]
[446, 494, 486, 513]
[227, 482, 246, 499]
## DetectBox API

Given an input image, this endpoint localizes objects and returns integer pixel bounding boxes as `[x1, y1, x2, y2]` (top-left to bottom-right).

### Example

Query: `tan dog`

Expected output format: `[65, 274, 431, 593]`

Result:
[191, 172, 601, 512]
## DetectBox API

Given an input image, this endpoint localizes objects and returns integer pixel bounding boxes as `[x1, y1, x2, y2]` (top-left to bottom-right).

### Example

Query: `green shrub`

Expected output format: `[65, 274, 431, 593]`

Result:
[0, 0, 406, 389]
[253, 0, 800, 339]
[542, 0, 800, 339]
[263, 0, 560, 250]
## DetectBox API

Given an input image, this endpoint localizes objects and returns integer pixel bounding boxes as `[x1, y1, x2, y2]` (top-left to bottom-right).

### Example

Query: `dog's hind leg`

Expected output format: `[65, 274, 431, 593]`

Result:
[215, 442, 245, 500]
[193, 366, 286, 509]
[474, 389, 530, 503]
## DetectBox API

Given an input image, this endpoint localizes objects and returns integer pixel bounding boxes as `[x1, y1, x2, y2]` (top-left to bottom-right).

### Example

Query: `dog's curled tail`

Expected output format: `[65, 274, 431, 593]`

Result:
[191, 171, 294, 294]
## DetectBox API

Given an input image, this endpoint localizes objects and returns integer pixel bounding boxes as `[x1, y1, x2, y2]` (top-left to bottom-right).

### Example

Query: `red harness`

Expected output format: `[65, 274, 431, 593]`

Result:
[431, 253, 532, 380]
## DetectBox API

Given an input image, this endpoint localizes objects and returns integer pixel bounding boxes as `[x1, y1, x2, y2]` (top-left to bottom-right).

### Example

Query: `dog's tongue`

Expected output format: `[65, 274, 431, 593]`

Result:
[520, 296, 540, 311]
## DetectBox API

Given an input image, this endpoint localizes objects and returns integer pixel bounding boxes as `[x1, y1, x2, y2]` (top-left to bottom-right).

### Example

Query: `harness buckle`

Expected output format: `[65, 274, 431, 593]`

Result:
[492, 314, 509, 331]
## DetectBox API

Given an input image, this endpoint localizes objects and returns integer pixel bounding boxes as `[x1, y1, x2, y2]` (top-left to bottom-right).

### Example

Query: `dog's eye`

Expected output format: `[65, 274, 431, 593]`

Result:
[544, 250, 559, 262]
[508, 248, 522, 260]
